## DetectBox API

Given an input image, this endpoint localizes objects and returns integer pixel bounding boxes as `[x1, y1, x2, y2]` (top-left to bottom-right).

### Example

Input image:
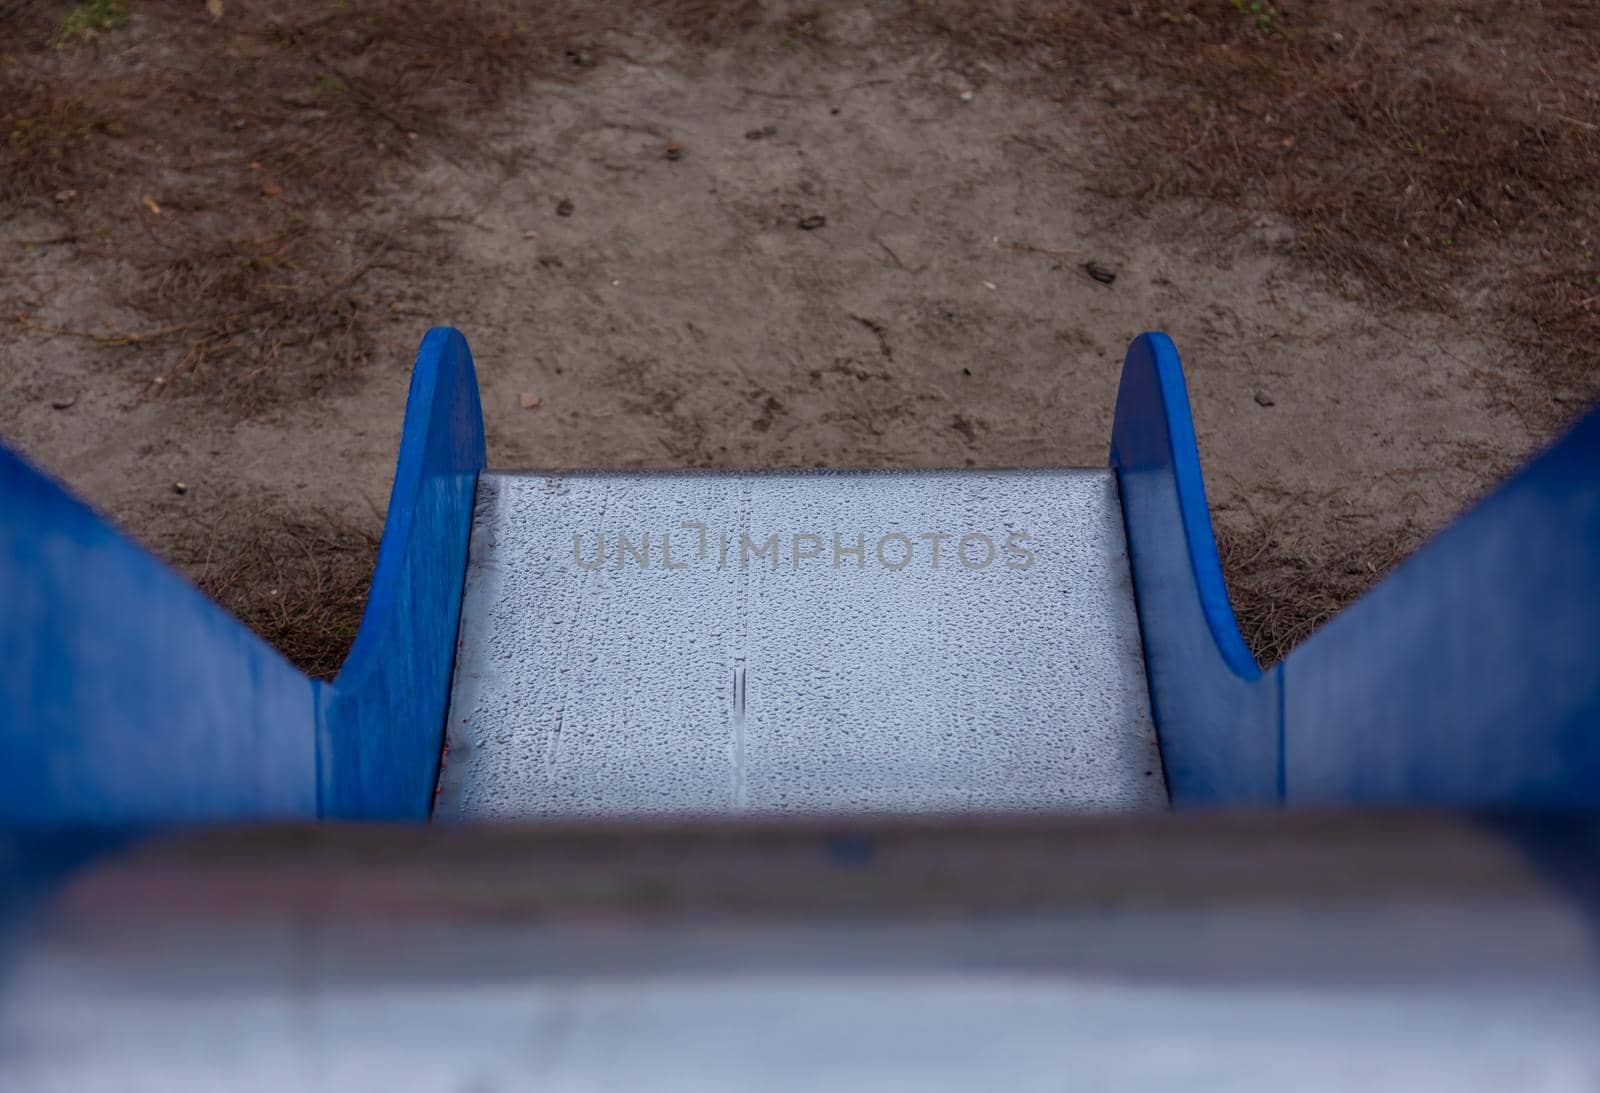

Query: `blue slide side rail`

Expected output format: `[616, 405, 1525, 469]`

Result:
[1110, 333, 1281, 804]
[1113, 332, 1600, 808]
[0, 327, 485, 824]
[319, 327, 485, 819]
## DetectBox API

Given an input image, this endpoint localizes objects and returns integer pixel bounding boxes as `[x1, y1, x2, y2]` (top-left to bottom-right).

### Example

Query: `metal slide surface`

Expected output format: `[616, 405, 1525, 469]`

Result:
[435, 469, 1166, 819]
[6, 815, 1599, 1091]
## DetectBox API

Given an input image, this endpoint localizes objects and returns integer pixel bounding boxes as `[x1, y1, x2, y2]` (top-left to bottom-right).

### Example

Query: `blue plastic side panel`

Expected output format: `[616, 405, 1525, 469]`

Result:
[0, 450, 319, 824]
[1116, 331, 1600, 810]
[1109, 333, 1280, 804]
[1283, 407, 1600, 806]
[317, 327, 486, 819]
[0, 326, 486, 825]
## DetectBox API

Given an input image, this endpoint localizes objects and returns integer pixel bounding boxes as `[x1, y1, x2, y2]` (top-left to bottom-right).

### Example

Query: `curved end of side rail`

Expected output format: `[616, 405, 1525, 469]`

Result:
[319, 326, 487, 819]
[1114, 332, 1600, 810]
[1110, 332, 1282, 805]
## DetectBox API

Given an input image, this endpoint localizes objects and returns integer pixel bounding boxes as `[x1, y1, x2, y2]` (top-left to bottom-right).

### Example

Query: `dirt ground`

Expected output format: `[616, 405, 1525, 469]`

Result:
[3, 2, 1597, 674]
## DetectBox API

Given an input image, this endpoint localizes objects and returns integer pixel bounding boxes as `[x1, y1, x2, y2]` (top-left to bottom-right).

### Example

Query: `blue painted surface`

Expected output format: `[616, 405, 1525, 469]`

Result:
[1110, 333, 1281, 804]
[0, 447, 319, 824]
[0, 328, 485, 823]
[318, 327, 486, 819]
[1283, 407, 1600, 805]
[1114, 332, 1600, 808]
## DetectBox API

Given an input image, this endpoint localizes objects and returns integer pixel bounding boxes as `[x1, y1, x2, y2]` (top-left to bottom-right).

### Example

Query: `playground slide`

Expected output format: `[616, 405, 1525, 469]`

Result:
[4, 328, 1600, 1085]
[4, 328, 1597, 823]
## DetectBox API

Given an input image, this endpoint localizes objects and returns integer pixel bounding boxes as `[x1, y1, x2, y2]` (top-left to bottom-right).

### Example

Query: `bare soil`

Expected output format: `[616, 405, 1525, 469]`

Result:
[3, 1, 1596, 674]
